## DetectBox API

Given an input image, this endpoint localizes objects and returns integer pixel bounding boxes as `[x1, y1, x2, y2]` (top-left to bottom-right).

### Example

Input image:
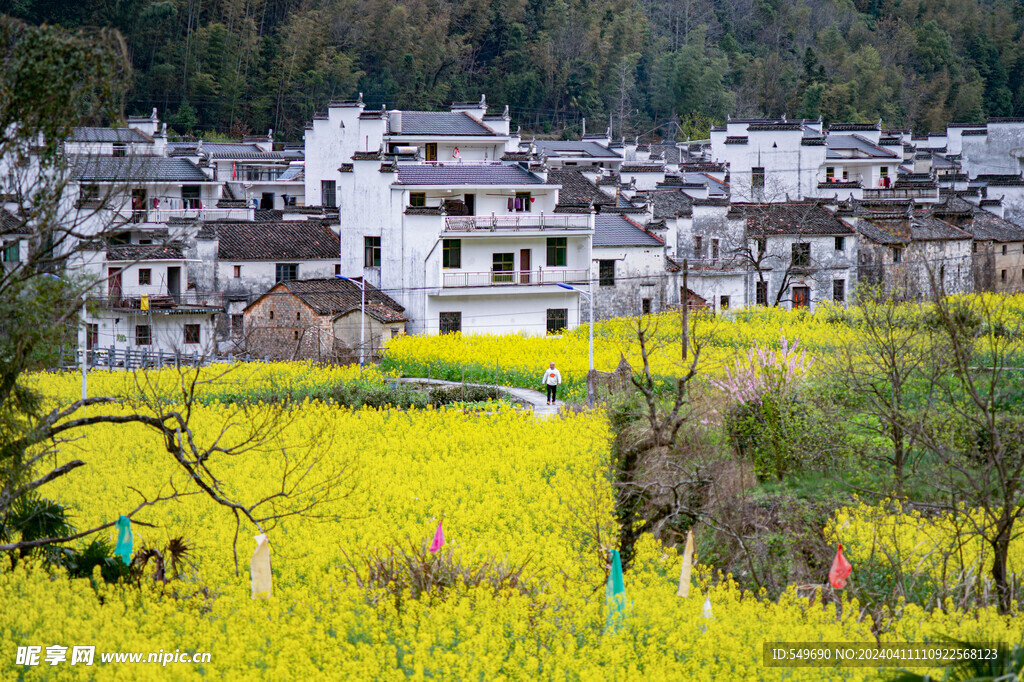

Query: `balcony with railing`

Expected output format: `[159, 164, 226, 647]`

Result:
[444, 214, 591, 233]
[442, 268, 589, 288]
[89, 289, 225, 312]
[862, 186, 940, 200]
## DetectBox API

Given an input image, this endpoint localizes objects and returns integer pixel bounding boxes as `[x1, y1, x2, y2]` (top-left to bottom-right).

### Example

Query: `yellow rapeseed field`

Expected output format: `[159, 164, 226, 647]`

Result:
[2, 364, 1021, 679]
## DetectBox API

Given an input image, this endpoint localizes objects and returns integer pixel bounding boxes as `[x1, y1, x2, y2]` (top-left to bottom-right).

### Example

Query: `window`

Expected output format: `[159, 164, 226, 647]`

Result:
[756, 280, 768, 305]
[231, 314, 244, 337]
[269, 310, 274, 320]
[973, 242, 978, 254]
[364, 237, 381, 267]
[826, 167, 835, 180]
[711, 238, 720, 261]
[755, 237, 766, 258]
[599, 260, 615, 286]
[181, 185, 201, 209]
[1002, 245, 1008, 255]
[791, 242, 811, 267]
[752, 167, 765, 194]
[409, 192, 426, 207]
[184, 324, 200, 345]
[424, 143, 437, 162]
[335, 264, 341, 276]
[2, 241, 19, 262]
[546, 237, 567, 267]
[275, 263, 298, 281]
[135, 325, 151, 346]
[880, 166, 889, 178]
[515, 192, 532, 213]
[234, 265, 241, 278]
[439, 311, 461, 334]
[296, 311, 301, 321]
[641, 298, 652, 315]
[138, 268, 151, 285]
[693, 236, 703, 258]
[294, 330, 299, 340]
[546, 308, 568, 333]
[1001, 269, 1007, 283]
[86, 323, 98, 350]
[833, 279, 845, 303]
[443, 239, 461, 269]
[719, 295, 730, 310]
[834, 236, 845, 252]
[112, 143, 126, 157]
[892, 246, 903, 263]
[321, 181, 336, 208]
[492, 252, 514, 283]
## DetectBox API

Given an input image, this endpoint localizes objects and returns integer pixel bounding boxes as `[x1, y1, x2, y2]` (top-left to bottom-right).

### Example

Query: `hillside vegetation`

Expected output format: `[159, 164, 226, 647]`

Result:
[10, 0, 1024, 140]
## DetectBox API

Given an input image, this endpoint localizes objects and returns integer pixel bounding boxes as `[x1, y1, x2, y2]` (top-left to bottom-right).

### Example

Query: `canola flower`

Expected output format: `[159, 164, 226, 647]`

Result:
[380, 294, 1024, 403]
[2, 366, 1022, 679]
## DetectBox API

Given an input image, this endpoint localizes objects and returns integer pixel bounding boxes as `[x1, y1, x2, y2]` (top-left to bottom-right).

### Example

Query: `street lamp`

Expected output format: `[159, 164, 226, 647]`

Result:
[556, 281, 594, 408]
[335, 274, 365, 369]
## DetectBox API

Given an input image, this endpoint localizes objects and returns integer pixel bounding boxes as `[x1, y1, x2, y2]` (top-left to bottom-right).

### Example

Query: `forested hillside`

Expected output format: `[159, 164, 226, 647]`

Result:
[8, 0, 1024, 141]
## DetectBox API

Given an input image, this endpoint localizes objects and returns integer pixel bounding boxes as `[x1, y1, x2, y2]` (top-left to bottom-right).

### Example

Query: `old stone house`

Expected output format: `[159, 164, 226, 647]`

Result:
[242, 277, 405, 362]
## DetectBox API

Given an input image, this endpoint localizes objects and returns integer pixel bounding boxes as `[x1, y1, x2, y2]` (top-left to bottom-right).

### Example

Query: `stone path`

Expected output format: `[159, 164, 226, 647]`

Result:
[394, 377, 562, 419]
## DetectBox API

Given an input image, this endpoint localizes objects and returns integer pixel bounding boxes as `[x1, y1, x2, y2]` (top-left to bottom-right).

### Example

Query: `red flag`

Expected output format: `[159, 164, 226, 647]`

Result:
[429, 519, 444, 552]
[232, 162, 237, 180]
[829, 543, 852, 589]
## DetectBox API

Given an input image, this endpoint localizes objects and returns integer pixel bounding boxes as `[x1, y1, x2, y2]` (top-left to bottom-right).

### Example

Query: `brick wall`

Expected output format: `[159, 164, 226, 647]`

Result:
[243, 292, 338, 361]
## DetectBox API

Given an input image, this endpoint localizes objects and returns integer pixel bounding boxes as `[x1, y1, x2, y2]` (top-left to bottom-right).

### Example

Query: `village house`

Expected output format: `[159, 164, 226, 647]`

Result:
[189, 219, 341, 344]
[591, 213, 674, 319]
[242, 277, 405, 362]
[931, 196, 1024, 293]
[836, 200, 973, 298]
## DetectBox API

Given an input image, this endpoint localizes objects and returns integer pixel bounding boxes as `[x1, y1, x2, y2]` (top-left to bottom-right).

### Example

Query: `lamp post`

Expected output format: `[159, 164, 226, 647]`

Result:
[556, 281, 594, 408]
[335, 274, 365, 368]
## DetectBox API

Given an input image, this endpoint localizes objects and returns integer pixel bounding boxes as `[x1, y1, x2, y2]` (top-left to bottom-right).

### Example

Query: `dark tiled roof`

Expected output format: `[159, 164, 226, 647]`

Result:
[644, 190, 694, 219]
[594, 215, 663, 247]
[390, 111, 496, 136]
[529, 140, 622, 159]
[961, 129, 988, 137]
[546, 169, 614, 206]
[967, 211, 1024, 242]
[210, 151, 284, 160]
[828, 122, 881, 132]
[730, 203, 855, 236]
[858, 214, 970, 244]
[724, 136, 748, 144]
[746, 123, 803, 131]
[619, 165, 665, 173]
[649, 144, 685, 164]
[260, 278, 405, 322]
[214, 221, 339, 260]
[106, 245, 184, 261]
[826, 134, 899, 159]
[395, 164, 542, 185]
[1, 208, 31, 235]
[976, 174, 1024, 186]
[71, 127, 151, 143]
[71, 157, 208, 182]
[404, 206, 445, 215]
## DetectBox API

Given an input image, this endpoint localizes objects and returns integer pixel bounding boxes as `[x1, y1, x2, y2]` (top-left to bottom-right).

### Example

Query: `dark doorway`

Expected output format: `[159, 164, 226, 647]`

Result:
[108, 268, 122, 302]
[261, 192, 275, 209]
[520, 249, 531, 284]
[792, 286, 810, 309]
[464, 193, 475, 215]
[167, 266, 181, 302]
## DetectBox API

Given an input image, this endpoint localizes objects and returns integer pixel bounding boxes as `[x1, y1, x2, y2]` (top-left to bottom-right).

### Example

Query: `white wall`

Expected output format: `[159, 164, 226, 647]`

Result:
[424, 290, 582, 335]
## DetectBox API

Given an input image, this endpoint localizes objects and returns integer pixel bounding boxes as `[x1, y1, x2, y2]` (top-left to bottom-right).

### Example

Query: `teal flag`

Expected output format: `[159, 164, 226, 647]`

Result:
[605, 549, 626, 633]
[114, 515, 133, 564]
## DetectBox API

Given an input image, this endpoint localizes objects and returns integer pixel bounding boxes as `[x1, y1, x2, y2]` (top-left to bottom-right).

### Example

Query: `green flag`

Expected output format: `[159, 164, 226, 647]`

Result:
[605, 549, 626, 633]
[114, 515, 133, 565]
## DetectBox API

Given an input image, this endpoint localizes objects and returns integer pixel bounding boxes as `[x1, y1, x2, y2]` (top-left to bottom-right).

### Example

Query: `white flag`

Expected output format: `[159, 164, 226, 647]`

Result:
[677, 530, 695, 598]
[251, 533, 272, 599]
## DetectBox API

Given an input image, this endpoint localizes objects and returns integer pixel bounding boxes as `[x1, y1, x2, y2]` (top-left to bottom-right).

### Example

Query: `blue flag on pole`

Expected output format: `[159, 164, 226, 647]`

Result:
[114, 515, 133, 564]
[605, 549, 626, 633]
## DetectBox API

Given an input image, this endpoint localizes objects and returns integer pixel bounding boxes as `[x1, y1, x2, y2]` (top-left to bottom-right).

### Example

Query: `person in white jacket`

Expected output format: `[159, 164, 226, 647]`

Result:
[542, 362, 562, 405]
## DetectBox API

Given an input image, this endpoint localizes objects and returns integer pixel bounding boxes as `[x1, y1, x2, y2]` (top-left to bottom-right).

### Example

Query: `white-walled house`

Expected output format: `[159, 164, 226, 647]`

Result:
[77, 243, 222, 357]
[591, 214, 674, 318]
[710, 118, 825, 201]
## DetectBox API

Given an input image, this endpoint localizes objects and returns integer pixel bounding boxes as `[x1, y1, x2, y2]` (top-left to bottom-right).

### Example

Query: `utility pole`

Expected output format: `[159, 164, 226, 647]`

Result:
[681, 258, 688, 360]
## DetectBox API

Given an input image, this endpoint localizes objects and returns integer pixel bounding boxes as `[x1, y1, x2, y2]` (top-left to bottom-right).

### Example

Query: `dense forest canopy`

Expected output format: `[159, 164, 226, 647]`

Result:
[6, 0, 1024, 142]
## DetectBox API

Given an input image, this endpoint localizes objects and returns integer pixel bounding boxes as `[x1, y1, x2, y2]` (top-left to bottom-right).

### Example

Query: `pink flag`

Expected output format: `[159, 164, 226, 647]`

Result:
[429, 519, 444, 552]
[829, 543, 852, 589]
